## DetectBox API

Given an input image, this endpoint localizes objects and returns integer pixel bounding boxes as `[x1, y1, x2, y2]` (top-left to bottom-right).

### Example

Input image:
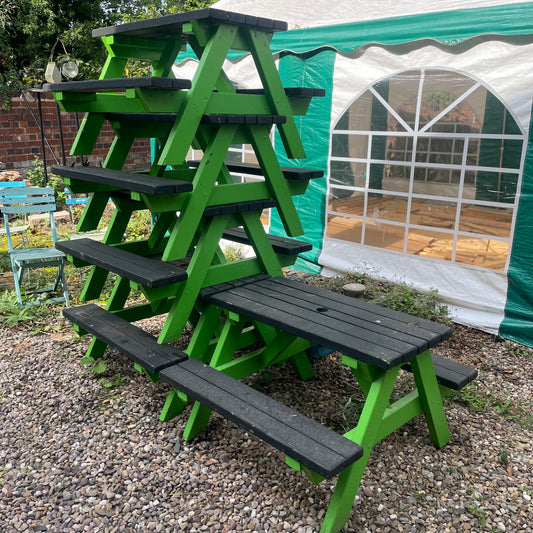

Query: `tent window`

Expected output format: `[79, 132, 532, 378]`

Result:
[327, 68, 525, 271]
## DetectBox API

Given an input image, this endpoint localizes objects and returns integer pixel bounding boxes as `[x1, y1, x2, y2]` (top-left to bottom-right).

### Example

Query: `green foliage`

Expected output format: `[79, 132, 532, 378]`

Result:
[0, 290, 52, 326]
[81, 356, 124, 389]
[1, 0, 215, 109]
[26, 157, 67, 206]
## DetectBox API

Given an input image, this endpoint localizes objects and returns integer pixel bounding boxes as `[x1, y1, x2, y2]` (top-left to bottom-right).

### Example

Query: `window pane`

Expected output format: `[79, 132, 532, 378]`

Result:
[459, 204, 512, 239]
[410, 229, 454, 259]
[467, 170, 518, 203]
[326, 214, 363, 243]
[364, 221, 405, 252]
[329, 189, 365, 216]
[366, 195, 408, 223]
[455, 235, 508, 270]
[330, 160, 366, 188]
[410, 199, 457, 230]
[331, 133, 368, 159]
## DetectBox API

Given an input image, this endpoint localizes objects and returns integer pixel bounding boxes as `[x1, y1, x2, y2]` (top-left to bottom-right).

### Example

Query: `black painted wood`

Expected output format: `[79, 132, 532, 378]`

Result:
[203, 276, 453, 369]
[200, 114, 286, 125]
[53, 166, 193, 195]
[64, 304, 187, 373]
[203, 199, 277, 217]
[188, 160, 323, 180]
[56, 238, 188, 288]
[402, 354, 478, 390]
[222, 227, 312, 255]
[92, 8, 287, 40]
[236, 87, 326, 98]
[160, 358, 363, 478]
[104, 113, 287, 127]
[43, 77, 191, 94]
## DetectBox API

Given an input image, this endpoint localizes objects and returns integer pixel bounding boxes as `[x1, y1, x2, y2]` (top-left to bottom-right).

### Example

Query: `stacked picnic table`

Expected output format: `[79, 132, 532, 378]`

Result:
[45, 8, 477, 533]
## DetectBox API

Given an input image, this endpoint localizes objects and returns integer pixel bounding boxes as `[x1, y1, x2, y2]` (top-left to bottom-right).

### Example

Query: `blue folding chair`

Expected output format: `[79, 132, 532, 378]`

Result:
[0, 186, 70, 306]
[0, 181, 29, 249]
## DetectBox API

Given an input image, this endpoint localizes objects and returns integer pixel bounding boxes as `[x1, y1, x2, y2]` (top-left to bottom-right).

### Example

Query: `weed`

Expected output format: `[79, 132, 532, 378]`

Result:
[125, 210, 152, 242]
[465, 504, 487, 527]
[499, 445, 510, 465]
[0, 290, 53, 326]
[413, 492, 427, 502]
[81, 357, 124, 390]
[223, 244, 243, 262]
[0, 467, 6, 487]
[449, 381, 533, 430]
[336, 395, 366, 430]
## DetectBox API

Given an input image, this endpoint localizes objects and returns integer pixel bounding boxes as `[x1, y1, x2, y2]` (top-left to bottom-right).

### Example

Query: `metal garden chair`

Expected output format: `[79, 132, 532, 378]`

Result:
[0, 181, 29, 250]
[0, 186, 70, 306]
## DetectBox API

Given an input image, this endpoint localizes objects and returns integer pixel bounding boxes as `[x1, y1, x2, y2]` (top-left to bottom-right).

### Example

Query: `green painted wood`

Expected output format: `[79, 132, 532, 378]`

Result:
[244, 27, 305, 159]
[158, 24, 239, 166]
[163, 125, 237, 261]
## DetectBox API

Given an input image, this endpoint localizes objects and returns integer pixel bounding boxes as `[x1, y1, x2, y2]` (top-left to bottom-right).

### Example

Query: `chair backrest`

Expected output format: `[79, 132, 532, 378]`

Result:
[0, 186, 58, 251]
[0, 181, 26, 190]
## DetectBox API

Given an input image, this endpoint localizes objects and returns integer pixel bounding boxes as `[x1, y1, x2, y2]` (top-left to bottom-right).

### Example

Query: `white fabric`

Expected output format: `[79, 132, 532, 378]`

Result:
[319, 239, 507, 334]
[212, 0, 532, 29]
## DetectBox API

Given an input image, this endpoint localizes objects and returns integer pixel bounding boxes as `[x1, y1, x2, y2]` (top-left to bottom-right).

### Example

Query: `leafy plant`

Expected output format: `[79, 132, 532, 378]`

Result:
[26, 157, 67, 207]
[0, 290, 52, 326]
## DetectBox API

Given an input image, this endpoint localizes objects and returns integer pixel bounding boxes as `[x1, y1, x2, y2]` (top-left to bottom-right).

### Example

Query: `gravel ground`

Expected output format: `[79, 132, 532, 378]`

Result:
[0, 308, 532, 533]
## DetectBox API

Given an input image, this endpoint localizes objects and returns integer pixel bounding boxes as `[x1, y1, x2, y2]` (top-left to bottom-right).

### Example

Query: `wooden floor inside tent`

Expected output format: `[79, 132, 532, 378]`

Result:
[327, 196, 512, 271]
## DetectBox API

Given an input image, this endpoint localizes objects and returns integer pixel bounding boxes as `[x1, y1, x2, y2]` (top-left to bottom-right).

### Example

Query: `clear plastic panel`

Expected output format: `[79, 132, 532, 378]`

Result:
[455, 235, 508, 271]
[410, 199, 457, 230]
[459, 204, 512, 238]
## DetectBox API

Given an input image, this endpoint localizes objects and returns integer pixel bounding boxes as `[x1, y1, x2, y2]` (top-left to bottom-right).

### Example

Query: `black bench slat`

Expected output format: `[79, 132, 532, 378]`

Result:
[92, 8, 287, 39]
[160, 358, 363, 478]
[44, 76, 191, 93]
[222, 228, 312, 255]
[402, 354, 478, 390]
[64, 304, 187, 373]
[188, 160, 324, 180]
[200, 114, 286, 125]
[236, 87, 326, 98]
[203, 276, 454, 369]
[203, 199, 277, 217]
[56, 238, 188, 288]
[105, 113, 287, 127]
[52, 166, 193, 195]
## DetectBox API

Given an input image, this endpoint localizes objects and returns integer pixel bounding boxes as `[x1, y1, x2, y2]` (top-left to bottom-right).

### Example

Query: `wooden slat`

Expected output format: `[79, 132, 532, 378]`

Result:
[52, 166, 193, 195]
[188, 160, 324, 180]
[56, 238, 188, 288]
[203, 199, 276, 217]
[43, 76, 191, 93]
[402, 354, 478, 390]
[160, 358, 363, 478]
[64, 304, 187, 373]
[222, 227, 312, 255]
[92, 8, 287, 40]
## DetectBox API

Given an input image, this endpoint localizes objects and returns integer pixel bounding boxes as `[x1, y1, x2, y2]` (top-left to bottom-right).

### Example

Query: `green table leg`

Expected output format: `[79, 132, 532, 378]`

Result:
[321, 366, 400, 533]
[409, 350, 451, 448]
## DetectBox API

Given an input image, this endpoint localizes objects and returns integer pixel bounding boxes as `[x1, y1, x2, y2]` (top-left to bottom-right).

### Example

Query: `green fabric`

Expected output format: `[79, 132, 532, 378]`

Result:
[499, 100, 533, 346]
[369, 80, 389, 193]
[477, 93, 521, 204]
[177, 3, 533, 62]
[268, 50, 335, 270]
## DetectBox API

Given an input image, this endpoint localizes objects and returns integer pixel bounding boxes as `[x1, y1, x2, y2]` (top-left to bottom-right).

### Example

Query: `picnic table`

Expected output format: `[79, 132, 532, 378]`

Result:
[46, 8, 477, 533]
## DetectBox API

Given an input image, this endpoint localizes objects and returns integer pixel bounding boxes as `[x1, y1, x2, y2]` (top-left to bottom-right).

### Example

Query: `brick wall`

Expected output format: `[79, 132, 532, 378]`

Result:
[1, 91, 151, 175]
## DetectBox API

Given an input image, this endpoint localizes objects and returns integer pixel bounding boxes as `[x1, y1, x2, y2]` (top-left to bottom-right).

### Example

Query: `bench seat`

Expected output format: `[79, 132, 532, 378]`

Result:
[403, 354, 478, 390]
[202, 275, 454, 370]
[160, 359, 363, 478]
[203, 199, 277, 217]
[63, 303, 363, 479]
[56, 238, 188, 288]
[188, 160, 324, 181]
[53, 166, 193, 196]
[64, 303, 187, 373]
[222, 228, 312, 255]
[43, 76, 191, 93]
